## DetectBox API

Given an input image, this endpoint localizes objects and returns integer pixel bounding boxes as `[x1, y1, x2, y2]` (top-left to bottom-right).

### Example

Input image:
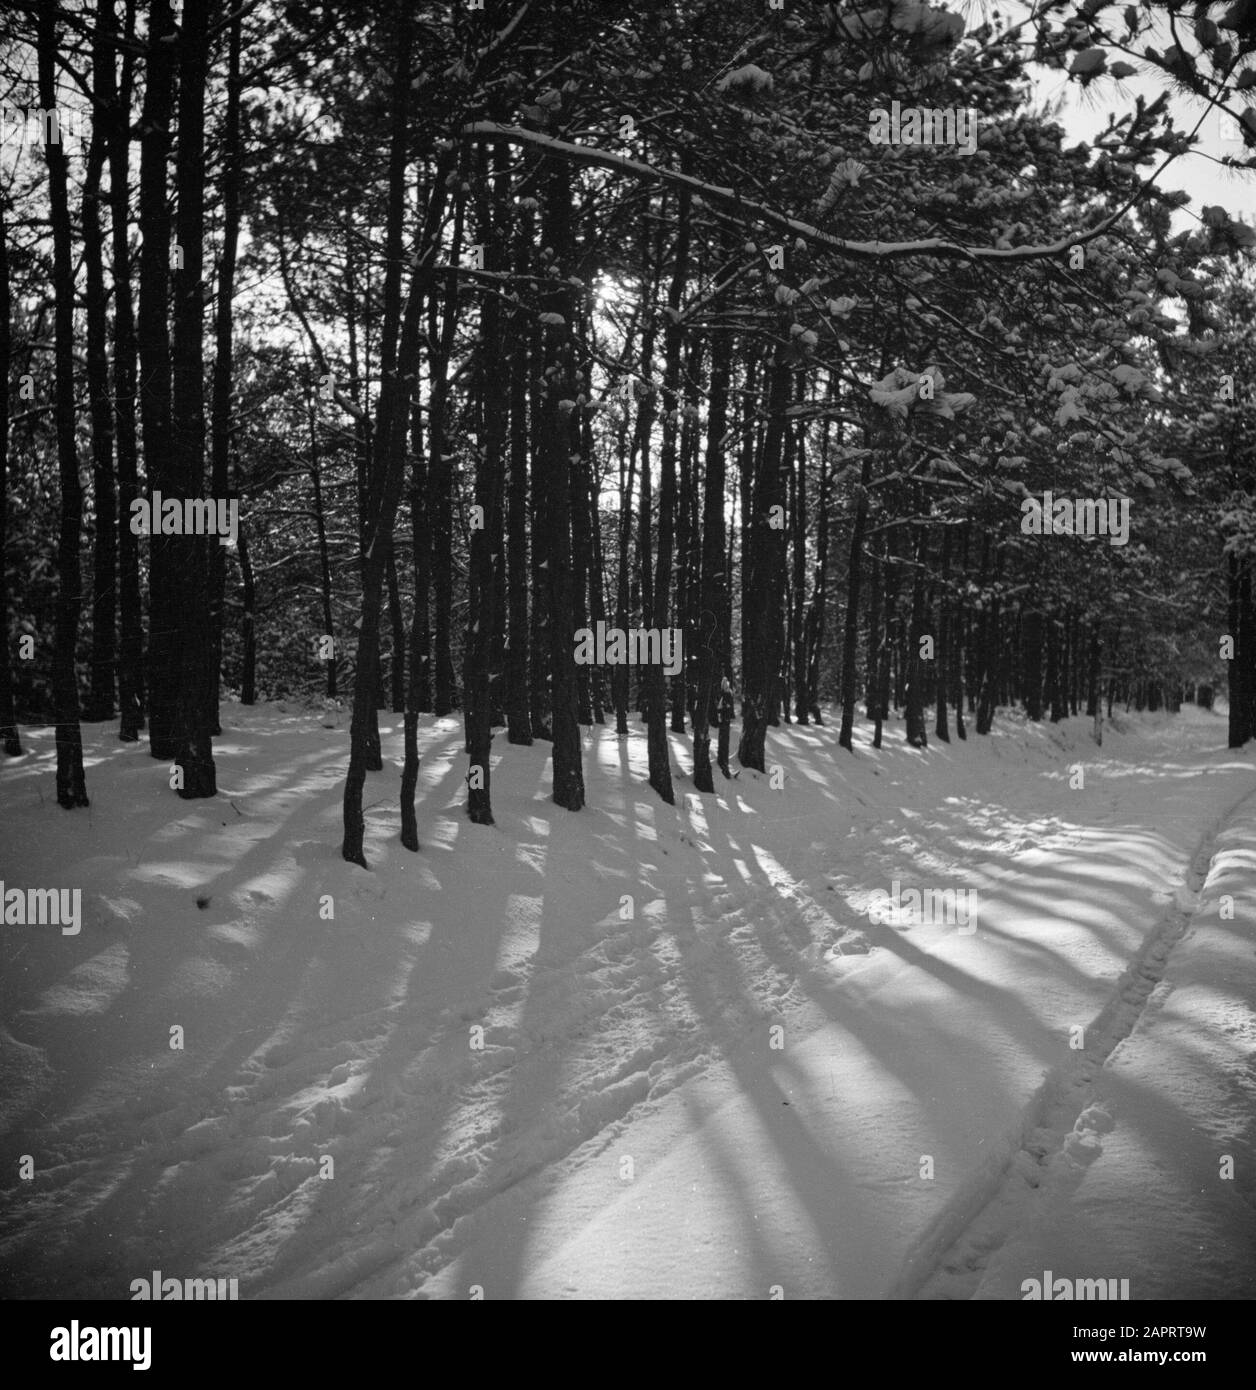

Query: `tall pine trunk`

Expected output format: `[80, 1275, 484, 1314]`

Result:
[934, 525, 951, 743]
[107, 0, 143, 741]
[0, 198, 20, 755]
[40, 2, 89, 807]
[738, 352, 790, 772]
[539, 163, 584, 811]
[209, 6, 243, 736]
[171, 0, 215, 799]
[645, 185, 690, 806]
[838, 438, 873, 750]
[505, 256, 532, 745]
[138, 0, 178, 760]
[83, 9, 116, 723]
[692, 316, 731, 794]
[464, 148, 508, 824]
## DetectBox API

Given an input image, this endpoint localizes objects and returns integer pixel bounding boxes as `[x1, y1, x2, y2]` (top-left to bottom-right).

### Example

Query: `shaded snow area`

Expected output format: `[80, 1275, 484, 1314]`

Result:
[1, 703, 1253, 1300]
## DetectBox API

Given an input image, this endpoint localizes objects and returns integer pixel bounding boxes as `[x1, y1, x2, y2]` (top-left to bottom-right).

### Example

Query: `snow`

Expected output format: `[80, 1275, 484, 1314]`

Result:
[0, 702, 1253, 1299]
[462, 123, 1118, 265]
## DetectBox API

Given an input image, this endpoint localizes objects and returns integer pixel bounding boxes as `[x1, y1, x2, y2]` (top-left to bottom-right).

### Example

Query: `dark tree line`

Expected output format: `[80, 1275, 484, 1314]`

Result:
[2, 0, 1254, 863]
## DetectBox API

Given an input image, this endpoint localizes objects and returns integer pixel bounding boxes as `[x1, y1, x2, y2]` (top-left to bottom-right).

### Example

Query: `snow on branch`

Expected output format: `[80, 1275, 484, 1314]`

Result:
[461, 122, 1135, 266]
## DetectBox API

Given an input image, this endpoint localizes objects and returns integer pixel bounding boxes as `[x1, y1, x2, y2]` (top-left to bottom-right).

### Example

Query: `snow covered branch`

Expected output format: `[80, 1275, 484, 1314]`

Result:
[461, 121, 1139, 267]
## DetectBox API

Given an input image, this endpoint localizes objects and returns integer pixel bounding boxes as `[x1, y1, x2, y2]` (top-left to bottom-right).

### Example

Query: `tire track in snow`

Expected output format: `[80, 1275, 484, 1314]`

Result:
[889, 781, 1256, 1301]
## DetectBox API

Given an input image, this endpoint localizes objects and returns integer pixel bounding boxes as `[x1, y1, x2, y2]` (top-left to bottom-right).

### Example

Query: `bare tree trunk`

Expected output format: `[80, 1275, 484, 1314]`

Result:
[83, 6, 116, 723]
[410, 398, 431, 712]
[238, 499, 256, 705]
[40, 2, 89, 807]
[464, 146, 507, 825]
[538, 163, 584, 811]
[108, 0, 143, 742]
[838, 436, 873, 750]
[805, 415, 832, 723]
[738, 351, 790, 772]
[401, 402, 427, 852]
[903, 527, 929, 749]
[138, 0, 178, 760]
[672, 335, 701, 734]
[953, 522, 967, 741]
[791, 387, 808, 724]
[308, 404, 336, 697]
[584, 394, 608, 726]
[1048, 612, 1068, 723]
[692, 316, 731, 794]
[871, 549, 893, 751]
[645, 184, 690, 805]
[933, 525, 951, 742]
[505, 257, 532, 744]
[171, 0, 216, 799]
[976, 543, 1001, 737]
[208, 4, 242, 737]
[0, 198, 21, 755]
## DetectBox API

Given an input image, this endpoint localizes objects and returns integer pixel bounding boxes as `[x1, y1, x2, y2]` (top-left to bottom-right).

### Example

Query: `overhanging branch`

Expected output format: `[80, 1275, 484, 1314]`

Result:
[461, 121, 1148, 266]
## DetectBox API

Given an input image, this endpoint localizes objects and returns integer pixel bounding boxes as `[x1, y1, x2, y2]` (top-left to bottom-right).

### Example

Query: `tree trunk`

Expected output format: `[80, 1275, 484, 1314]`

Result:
[1022, 607, 1043, 720]
[738, 351, 790, 772]
[872, 551, 893, 750]
[693, 312, 732, 794]
[612, 417, 634, 737]
[107, 0, 144, 741]
[208, 4, 242, 737]
[40, 2, 89, 807]
[464, 147, 507, 825]
[585, 394, 608, 726]
[539, 162, 584, 811]
[0, 198, 20, 755]
[952, 521, 968, 740]
[904, 529, 929, 748]
[171, 0, 216, 800]
[138, 0, 178, 760]
[1049, 612, 1069, 723]
[410, 399, 431, 713]
[309, 405, 336, 698]
[671, 336, 701, 734]
[1230, 554, 1253, 747]
[571, 364, 594, 728]
[83, 11, 116, 724]
[505, 265, 532, 744]
[791, 387, 808, 724]
[430, 322, 457, 717]
[645, 184, 690, 806]
[934, 525, 951, 742]
[838, 439, 873, 750]
[238, 501, 256, 705]
[805, 416, 832, 723]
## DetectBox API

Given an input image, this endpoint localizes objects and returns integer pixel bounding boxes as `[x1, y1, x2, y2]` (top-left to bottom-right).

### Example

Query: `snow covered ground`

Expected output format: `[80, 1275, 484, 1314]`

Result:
[1, 700, 1253, 1299]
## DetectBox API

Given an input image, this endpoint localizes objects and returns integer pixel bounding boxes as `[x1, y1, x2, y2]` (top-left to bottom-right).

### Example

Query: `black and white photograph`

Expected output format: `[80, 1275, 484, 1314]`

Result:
[1, 0, 1254, 1343]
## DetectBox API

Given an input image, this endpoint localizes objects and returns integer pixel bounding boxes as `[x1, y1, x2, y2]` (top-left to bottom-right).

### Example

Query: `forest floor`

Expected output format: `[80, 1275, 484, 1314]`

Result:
[1, 699, 1254, 1300]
